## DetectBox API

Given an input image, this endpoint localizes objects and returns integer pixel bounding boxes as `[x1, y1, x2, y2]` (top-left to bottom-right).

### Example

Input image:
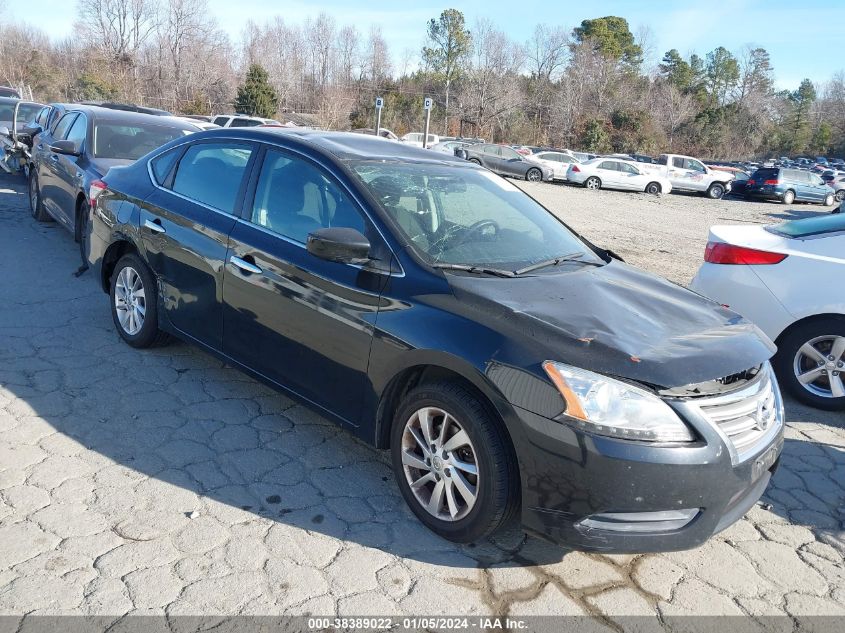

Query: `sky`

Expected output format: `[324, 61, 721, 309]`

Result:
[8, 0, 841, 89]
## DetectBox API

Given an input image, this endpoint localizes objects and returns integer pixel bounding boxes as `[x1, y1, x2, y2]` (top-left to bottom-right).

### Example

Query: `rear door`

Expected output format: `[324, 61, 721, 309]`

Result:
[596, 160, 621, 187]
[617, 161, 644, 190]
[667, 156, 693, 189]
[140, 140, 257, 350]
[222, 146, 389, 424]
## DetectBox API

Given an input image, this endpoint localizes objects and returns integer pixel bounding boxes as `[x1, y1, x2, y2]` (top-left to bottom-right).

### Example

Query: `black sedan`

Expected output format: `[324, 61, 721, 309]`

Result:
[86, 129, 783, 551]
[28, 105, 199, 261]
[461, 143, 553, 182]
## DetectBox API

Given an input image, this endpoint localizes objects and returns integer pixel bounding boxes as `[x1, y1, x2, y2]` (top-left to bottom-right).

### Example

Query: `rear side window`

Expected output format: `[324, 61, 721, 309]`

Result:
[672, 157, 685, 168]
[65, 114, 88, 147]
[658, 155, 668, 165]
[52, 113, 77, 140]
[599, 161, 618, 170]
[150, 147, 182, 184]
[171, 143, 253, 213]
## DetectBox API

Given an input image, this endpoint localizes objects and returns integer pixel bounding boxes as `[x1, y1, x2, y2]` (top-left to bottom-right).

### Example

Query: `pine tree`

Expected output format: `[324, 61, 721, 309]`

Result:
[233, 64, 279, 118]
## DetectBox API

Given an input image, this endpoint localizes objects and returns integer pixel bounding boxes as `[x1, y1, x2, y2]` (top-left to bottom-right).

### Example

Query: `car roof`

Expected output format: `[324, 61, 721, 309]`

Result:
[64, 104, 199, 129]
[185, 128, 469, 165]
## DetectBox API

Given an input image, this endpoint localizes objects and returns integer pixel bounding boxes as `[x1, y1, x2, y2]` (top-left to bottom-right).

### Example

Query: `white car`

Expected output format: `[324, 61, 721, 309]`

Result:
[401, 132, 439, 148]
[566, 158, 672, 194]
[690, 215, 845, 410]
[176, 117, 220, 131]
[528, 151, 580, 181]
[211, 114, 281, 128]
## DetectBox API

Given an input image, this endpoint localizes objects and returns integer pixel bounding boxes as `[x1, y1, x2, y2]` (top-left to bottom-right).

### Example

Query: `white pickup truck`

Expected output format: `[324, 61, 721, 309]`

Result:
[640, 154, 735, 198]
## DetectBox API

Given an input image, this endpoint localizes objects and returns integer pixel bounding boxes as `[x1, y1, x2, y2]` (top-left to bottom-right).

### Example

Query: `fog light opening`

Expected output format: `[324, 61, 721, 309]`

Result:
[578, 508, 700, 533]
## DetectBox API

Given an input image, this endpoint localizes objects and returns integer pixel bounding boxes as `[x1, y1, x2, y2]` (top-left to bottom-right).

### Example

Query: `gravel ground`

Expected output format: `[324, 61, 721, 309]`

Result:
[518, 181, 834, 285]
[0, 171, 843, 625]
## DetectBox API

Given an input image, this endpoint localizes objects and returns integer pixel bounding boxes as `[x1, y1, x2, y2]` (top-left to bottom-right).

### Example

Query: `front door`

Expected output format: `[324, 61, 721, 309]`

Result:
[140, 140, 256, 350]
[222, 147, 388, 424]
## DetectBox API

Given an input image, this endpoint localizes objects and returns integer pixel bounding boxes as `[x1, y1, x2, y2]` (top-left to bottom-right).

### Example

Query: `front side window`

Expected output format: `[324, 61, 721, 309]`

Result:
[619, 162, 640, 175]
[213, 116, 230, 127]
[672, 157, 685, 168]
[250, 150, 365, 243]
[500, 147, 520, 160]
[685, 159, 706, 172]
[52, 113, 78, 140]
[352, 161, 598, 270]
[65, 114, 87, 147]
[93, 122, 187, 160]
[171, 143, 253, 213]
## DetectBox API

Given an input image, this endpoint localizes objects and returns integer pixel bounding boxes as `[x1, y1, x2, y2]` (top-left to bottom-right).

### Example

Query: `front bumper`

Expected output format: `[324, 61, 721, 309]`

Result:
[515, 372, 783, 552]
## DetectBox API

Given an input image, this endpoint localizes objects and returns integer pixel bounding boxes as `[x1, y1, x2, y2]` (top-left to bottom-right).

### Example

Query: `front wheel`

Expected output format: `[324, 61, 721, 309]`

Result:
[706, 183, 725, 199]
[525, 168, 541, 182]
[390, 382, 519, 543]
[773, 318, 845, 411]
[468, 158, 482, 165]
[109, 253, 170, 348]
[645, 181, 662, 195]
[835, 190, 845, 202]
[584, 176, 601, 190]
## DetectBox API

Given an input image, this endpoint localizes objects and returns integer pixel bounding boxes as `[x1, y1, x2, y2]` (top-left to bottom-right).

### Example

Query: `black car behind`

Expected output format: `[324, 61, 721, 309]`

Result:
[86, 128, 783, 552]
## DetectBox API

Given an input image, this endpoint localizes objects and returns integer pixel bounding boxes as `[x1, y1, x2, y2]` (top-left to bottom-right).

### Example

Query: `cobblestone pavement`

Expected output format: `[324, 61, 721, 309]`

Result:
[0, 172, 843, 624]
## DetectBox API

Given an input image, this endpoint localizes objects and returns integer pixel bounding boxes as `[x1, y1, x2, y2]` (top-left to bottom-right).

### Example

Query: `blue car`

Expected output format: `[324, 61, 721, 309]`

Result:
[744, 167, 835, 206]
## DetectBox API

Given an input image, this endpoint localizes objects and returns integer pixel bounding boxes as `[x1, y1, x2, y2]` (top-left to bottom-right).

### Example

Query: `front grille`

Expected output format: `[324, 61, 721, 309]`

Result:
[692, 365, 783, 462]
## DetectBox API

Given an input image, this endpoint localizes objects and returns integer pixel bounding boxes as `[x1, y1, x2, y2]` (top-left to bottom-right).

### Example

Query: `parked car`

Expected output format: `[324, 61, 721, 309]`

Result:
[572, 151, 598, 162]
[176, 117, 220, 131]
[727, 170, 751, 196]
[351, 128, 399, 140]
[86, 127, 782, 551]
[0, 97, 45, 135]
[212, 114, 281, 128]
[566, 158, 672, 194]
[81, 101, 172, 117]
[744, 168, 835, 206]
[401, 132, 440, 148]
[630, 153, 656, 164]
[641, 154, 735, 198]
[28, 105, 200, 261]
[430, 140, 471, 155]
[528, 151, 580, 181]
[829, 177, 845, 202]
[0, 98, 46, 173]
[0, 86, 21, 98]
[463, 144, 553, 182]
[691, 215, 845, 410]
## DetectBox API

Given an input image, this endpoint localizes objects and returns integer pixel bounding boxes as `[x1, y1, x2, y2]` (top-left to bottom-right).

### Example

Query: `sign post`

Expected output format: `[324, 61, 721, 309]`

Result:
[423, 97, 433, 148]
[374, 97, 384, 137]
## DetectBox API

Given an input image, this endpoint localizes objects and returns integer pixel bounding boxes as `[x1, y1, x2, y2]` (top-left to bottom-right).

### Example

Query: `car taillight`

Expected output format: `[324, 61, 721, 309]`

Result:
[747, 179, 755, 185]
[763, 179, 779, 185]
[571, 165, 580, 172]
[89, 180, 107, 209]
[704, 242, 787, 265]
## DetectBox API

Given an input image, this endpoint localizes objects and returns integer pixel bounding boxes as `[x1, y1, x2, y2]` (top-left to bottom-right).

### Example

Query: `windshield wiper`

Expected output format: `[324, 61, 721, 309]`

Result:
[431, 263, 517, 278]
[513, 252, 602, 275]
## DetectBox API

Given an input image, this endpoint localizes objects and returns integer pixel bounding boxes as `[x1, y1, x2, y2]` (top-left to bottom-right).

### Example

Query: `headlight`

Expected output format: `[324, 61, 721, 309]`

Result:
[542, 361, 694, 442]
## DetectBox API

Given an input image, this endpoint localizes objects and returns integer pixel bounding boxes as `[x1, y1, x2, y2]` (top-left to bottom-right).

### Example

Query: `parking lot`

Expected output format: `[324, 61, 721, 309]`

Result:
[0, 171, 843, 624]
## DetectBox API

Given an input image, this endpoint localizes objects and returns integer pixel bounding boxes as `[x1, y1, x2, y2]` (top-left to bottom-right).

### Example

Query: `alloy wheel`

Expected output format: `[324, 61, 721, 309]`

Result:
[585, 177, 600, 190]
[400, 406, 479, 522]
[114, 266, 146, 336]
[793, 335, 845, 399]
[29, 176, 38, 214]
[526, 169, 541, 182]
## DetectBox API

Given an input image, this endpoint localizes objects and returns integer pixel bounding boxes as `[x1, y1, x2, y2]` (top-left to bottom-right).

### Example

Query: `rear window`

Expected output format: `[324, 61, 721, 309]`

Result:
[230, 118, 262, 128]
[753, 168, 780, 181]
[767, 215, 845, 238]
[93, 122, 187, 160]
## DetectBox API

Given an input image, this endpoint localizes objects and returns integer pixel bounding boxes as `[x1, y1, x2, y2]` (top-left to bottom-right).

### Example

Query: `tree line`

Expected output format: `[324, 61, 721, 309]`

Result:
[1, 0, 843, 160]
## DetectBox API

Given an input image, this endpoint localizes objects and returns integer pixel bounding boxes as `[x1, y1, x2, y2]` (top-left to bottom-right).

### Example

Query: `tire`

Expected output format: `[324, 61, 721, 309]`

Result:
[782, 190, 795, 205]
[29, 171, 51, 222]
[468, 158, 482, 165]
[645, 181, 661, 195]
[525, 168, 541, 182]
[76, 199, 89, 266]
[584, 176, 601, 190]
[109, 253, 170, 349]
[390, 381, 519, 543]
[835, 190, 845, 202]
[823, 193, 835, 206]
[773, 318, 845, 411]
[706, 183, 725, 199]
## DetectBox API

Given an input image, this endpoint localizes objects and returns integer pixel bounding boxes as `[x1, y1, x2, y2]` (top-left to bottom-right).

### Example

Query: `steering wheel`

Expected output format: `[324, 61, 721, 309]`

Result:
[453, 219, 500, 246]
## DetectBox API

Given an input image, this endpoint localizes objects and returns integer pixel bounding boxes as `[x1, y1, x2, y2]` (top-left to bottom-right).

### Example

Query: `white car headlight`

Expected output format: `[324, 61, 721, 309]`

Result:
[542, 361, 695, 442]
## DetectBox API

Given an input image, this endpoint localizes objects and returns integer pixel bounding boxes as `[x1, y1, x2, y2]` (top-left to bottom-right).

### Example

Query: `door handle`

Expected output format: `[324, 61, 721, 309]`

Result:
[49, 154, 58, 162]
[230, 255, 262, 275]
[143, 218, 165, 234]
[37, 143, 43, 150]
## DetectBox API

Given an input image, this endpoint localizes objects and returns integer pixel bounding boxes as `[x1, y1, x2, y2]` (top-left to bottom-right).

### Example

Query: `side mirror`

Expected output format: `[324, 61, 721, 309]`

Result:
[307, 227, 370, 265]
[50, 140, 81, 156]
[0, 126, 9, 137]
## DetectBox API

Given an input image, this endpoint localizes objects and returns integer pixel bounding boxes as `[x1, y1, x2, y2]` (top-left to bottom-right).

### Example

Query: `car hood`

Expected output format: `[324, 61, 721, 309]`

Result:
[89, 157, 134, 178]
[447, 260, 775, 389]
